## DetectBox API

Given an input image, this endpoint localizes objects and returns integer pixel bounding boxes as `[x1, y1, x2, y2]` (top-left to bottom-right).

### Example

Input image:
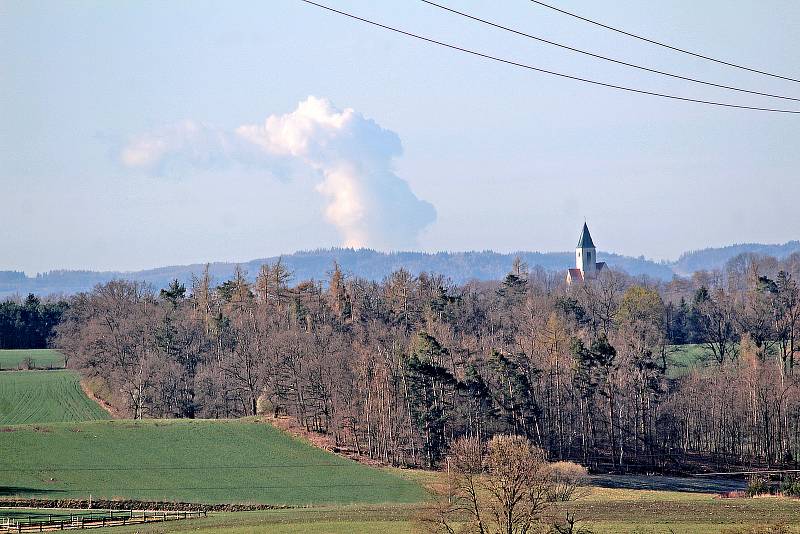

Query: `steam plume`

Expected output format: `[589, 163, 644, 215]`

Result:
[121, 97, 435, 249]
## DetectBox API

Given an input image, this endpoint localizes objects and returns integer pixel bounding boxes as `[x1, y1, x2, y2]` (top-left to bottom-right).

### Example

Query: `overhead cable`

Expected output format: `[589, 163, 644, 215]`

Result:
[421, 0, 800, 102]
[299, 0, 800, 114]
[528, 0, 800, 84]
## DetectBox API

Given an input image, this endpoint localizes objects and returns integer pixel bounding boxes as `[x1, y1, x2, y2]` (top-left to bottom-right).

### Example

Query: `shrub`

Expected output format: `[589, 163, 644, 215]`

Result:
[84, 376, 115, 407]
[746, 475, 770, 497]
[779, 475, 800, 497]
[20, 356, 34, 370]
[549, 461, 589, 502]
[256, 393, 273, 415]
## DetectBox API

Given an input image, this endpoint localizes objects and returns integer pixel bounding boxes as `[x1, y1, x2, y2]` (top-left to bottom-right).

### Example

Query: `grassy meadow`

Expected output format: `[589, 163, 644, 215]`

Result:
[65, 485, 800, 534]
[0, 370, 109, 425]
[0, 419, 427, 505]
[0, 349, 65, 370]
[46, 507, 421, 534]
[665, 343, 715, 377]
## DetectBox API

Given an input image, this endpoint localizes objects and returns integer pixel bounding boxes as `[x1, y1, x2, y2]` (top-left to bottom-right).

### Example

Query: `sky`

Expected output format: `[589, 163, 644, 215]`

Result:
[2, 0, 799, 274]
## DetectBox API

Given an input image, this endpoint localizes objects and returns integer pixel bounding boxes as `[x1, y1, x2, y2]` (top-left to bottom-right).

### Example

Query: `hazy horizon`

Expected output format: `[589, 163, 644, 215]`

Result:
[5, 237, 800, 277]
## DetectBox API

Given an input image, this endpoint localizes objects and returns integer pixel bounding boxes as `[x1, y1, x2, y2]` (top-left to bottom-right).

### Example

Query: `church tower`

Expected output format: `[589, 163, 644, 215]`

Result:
[576, 222, 596, 277]
[567, 222, 606, 285]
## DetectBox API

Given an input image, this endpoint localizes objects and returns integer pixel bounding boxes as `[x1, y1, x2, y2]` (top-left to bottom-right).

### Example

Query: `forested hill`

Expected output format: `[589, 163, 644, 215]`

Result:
[672, 240, 800, 275]
[1, 240, 798, 298]
[0, 250, 669, 298]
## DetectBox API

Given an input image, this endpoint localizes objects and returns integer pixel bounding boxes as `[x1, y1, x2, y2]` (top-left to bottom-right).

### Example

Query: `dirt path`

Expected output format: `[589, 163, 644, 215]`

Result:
[262, 415, 385, 466]
[78, 379, 119, 418]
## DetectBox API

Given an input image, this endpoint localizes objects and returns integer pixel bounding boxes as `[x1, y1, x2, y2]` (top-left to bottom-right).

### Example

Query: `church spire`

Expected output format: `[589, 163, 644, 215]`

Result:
[577, 222, 595, 249]
[567, 221, 606, 285]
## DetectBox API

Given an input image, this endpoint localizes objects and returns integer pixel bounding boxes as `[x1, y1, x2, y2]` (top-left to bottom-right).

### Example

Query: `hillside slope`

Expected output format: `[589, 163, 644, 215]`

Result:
[0, 419, 427, 505]
[0, 370, 110, 424]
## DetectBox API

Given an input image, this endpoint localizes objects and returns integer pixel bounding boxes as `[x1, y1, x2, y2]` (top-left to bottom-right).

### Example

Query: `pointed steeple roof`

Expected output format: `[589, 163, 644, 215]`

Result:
[577, 223, 595, 249]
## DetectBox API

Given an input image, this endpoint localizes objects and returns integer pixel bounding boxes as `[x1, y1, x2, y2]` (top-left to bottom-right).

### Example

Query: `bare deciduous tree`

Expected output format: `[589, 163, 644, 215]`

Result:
[422, 435, 587, 534]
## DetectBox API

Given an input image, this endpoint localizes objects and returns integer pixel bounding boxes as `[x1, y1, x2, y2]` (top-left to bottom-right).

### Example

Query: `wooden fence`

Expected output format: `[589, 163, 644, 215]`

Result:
[0, 509, 206, 532]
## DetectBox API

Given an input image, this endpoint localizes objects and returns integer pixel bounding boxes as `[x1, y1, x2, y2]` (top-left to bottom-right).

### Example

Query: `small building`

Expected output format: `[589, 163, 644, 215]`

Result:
[566, 223, 607, 285]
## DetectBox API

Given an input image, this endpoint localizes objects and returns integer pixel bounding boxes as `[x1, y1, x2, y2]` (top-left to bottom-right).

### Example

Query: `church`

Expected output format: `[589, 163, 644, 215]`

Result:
[566, 223, 607, 285]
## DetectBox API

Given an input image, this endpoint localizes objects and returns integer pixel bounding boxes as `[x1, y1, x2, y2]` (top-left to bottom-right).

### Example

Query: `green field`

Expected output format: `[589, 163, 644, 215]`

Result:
[0, 419, 427, 505]
[0, 370, 110, 425]
[0, 349, 64, 370]
[72, 487, 800, 534]
[97, 506, 420, 534]
[666, 342, 783, 378]
[666, 343, 715, 377]
[1, 347, 798, 532]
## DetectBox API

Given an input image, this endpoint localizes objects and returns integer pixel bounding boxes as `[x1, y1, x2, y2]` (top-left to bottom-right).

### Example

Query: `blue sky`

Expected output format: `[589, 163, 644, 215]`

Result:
[2, 0, 799, 273]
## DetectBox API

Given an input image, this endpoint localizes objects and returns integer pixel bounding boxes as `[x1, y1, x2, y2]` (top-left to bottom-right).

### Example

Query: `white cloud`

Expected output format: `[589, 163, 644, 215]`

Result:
[237, 96, 354, 157]
[120, 97, 436, 249]
[119, 120, 249, 173]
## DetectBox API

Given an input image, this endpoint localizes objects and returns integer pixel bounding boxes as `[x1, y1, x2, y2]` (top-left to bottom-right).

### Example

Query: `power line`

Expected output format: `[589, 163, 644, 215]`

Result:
[298, 0, 800, 114]
[420, 0, 800, 102]
[528, 0, 800, 84]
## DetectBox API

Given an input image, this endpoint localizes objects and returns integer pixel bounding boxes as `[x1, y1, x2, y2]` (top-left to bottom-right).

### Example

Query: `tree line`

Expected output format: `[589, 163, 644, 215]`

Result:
[0, 294, 68, 349]
[54, 252, 800, 472]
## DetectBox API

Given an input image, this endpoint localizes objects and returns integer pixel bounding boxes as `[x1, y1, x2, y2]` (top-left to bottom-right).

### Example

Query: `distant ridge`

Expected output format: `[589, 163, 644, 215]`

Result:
[1, 241, 798, 298]
[672, 240, 800, 275]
